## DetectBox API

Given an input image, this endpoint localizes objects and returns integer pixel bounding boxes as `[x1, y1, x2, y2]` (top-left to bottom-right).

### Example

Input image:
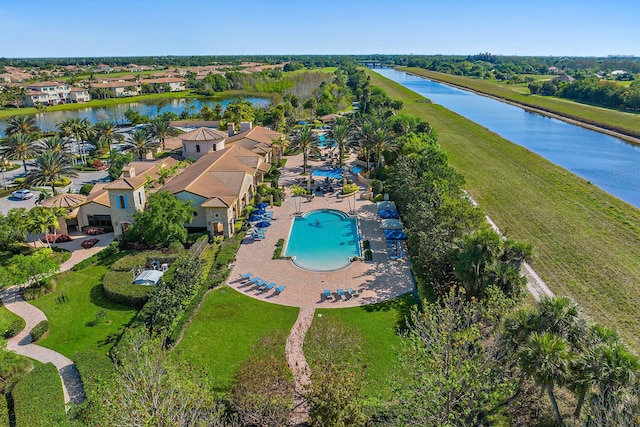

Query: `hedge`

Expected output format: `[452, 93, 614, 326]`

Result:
[12, 363, 67, 426]
[4, 318, 25, 339]
[110, 251, 177, 272]
[0, 395, 8, 427]
[71, 240, 120, 271]
[29, 320, 49, 342]
[103, 271, 154, 307]
[73, 350, 115, 397]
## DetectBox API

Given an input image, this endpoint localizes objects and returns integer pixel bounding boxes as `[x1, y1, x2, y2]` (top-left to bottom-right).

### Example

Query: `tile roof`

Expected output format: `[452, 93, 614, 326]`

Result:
[178, 127, 227, 142]
[84, 183, 111, 207]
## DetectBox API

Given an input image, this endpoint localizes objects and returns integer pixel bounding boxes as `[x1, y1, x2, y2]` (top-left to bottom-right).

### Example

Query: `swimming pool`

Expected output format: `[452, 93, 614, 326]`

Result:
[284, 209, 361, 271]
[312, 168, 342, 179]
[317, 134, 336, 148]
[351, 165, 364, 174]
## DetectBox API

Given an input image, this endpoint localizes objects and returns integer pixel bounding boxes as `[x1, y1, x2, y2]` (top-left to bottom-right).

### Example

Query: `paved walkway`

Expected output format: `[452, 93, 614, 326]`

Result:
[0, 233, 115, 406]
[286, 308, 314, 426]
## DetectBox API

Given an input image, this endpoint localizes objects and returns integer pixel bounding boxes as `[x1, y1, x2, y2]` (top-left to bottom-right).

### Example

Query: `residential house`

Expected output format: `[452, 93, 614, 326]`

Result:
[89, 81, 141, 97]
[23, 81, 90, 106]
[140, 77, 186, 92]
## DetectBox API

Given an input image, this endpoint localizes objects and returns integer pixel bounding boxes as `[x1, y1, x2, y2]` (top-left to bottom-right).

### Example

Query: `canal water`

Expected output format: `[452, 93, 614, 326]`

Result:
[374, 68, 640, 209]
[0, 97, 270, 137]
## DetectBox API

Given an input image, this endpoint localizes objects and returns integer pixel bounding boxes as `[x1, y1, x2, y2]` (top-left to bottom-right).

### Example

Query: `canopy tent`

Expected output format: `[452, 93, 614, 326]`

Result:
[377, 201, 397, 212]
[255, 202, 269, 209]
[383, 229, 408, 240]
[378, 209, 400, 219]
[381, 218, 404, 230]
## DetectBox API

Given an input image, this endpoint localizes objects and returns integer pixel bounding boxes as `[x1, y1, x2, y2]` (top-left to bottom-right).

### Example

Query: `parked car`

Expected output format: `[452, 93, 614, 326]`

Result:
[11, 189, 34, 200]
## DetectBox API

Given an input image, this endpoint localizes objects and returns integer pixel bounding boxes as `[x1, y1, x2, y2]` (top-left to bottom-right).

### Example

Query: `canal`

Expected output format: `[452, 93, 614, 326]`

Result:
[373, 68, 640, 209]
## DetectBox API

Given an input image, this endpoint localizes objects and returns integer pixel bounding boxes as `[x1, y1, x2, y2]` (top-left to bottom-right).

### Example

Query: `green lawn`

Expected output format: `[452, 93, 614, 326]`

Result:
[173, 286, 299, 391]
[310, 293, 417, 400]
[367, 69, 640, 350]
[30, 264, 138, 357]
[400, 67, 640, 140]
[0, 305, 22, 341]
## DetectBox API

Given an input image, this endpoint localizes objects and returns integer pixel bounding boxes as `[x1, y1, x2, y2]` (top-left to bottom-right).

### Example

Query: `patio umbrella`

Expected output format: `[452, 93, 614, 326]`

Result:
[247, 215, 262, 222]
[379, 209, 400, 219]
[255, 208, 267, 215]
[376, 200, 396, 212]
[255, 221, 271, 228]
[255, 202, 269, 209]
[381, 218, 403, 230]
[383, 229, 408, 240]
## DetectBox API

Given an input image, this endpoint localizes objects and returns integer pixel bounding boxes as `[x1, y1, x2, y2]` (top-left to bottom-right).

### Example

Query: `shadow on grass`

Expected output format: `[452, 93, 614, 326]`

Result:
[361, 292, 419, 333]
[89, 284, 137, 312]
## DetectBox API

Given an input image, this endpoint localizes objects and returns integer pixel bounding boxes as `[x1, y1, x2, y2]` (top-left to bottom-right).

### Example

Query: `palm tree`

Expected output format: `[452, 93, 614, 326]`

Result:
[93, 121, 124, 153]
[329, 122, 351, 167]
[271, 135, 290, 165]
[27, 206, 57, 248]
[35, 136, 73, 161]
[370, 127, 394, 169]
[536, 296, 586, 347]
[26, 151, 78, 195]
[354, 118, 376, 174]
[1, 133, 38, 175]
[292, 127, 318, 174]
[519, 332, 573, 426]
[48, 206, 70, 247]
[124, 129, 158, 161]
[57, 117, 96, 165]
[4, 115, 39, 136]
[147, 117, 179, 151]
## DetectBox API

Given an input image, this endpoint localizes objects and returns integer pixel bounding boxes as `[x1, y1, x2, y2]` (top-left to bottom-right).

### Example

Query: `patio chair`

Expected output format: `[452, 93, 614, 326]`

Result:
[274, 285, 286, 296]
[264, 282, 277, 291]
[240, 272, 253, 281]
[323, 289, 332, 300]
[254, 279, 268, 289]
[347, 287, 358, 297]
[249, 276, 263, 285]
[337, 288, 345, 298]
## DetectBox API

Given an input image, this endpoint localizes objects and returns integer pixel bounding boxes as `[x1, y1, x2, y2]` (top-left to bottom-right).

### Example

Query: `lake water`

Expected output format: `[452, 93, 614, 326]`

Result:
[0, 97, 270, 136]
[374, 68, 640, 209]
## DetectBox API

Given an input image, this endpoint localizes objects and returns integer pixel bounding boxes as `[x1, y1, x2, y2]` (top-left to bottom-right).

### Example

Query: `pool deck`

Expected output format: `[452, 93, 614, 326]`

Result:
[228, 153, 415, 309]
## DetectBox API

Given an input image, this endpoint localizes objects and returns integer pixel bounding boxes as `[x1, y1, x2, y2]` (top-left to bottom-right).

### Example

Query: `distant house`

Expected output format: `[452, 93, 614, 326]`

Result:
[90, 81, 141, 97]
[23, 81, 90, 106]
[140, 77, 186, 92]
[554, 74, 575, 83]
[610, 70, 628, 76]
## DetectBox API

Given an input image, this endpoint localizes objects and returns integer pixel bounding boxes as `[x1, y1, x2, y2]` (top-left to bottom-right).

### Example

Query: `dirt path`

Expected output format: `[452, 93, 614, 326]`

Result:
[286, 307, 315, 426]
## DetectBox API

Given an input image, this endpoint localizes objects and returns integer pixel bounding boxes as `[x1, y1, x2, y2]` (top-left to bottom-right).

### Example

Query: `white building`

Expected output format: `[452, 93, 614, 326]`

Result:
[23, 81, 90, 106]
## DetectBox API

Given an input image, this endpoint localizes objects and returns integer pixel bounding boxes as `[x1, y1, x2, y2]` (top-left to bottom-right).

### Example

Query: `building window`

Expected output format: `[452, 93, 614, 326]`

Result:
[118, 195, 127, 209]
[196, 144, 201, 153]
[214, 213, 220, 218]
[87, 214, 112, 227]
[138, 191, 142, 205]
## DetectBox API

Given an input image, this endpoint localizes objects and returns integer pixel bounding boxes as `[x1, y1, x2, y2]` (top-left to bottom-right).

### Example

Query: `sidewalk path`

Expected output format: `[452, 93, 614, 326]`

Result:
[0, 233, 115, 406]
[286, 307, 315, 426]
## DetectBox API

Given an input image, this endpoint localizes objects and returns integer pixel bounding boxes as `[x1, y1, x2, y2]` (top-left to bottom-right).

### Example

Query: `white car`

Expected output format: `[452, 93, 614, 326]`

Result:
[11, 189, 34, 200]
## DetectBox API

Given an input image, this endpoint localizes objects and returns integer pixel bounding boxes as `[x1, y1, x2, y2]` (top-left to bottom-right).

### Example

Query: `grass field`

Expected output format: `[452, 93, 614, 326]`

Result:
[400, 67, 640, 140]
[173, 286, 298, 391]
[309, 293, 417, 400]
[367, 69, 640, 350]
[30, 264, 138, 357]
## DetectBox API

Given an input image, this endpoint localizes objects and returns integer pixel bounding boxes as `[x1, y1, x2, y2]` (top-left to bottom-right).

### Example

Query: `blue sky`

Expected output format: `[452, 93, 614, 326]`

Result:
[1, 0, 639, 58]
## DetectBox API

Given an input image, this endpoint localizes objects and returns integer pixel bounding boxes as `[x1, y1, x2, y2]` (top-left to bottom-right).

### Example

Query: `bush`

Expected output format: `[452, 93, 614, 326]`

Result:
[168, 240, 185, 253]
[41, 234, 71, 243]
[342, 183, 359, 195]
[370, 193, 384, 203]
[83, 226, 106, 235]
[22, 280, 53, 301]
[273, 238, 285, 259]
[79, 183, 95, 196]
[12, 363, 67, 426]
[29, 320, 49, 342]
[4, 318, 25, 338]
[364, 249, 373, 261]
[363, 240, 371, 251]
[0, 395, 9, 427]
[370, 179, 384, 195]
[81, 238, 100, 249]
[73, 350, 115, 396]
[103, 271, 154, 307]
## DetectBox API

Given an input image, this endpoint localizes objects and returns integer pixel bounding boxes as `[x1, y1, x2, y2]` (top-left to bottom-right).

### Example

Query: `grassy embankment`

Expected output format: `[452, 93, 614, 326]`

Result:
[0, 89, 274, 120]
[367, 69, 640, 350]
[399, 67, 640, 140]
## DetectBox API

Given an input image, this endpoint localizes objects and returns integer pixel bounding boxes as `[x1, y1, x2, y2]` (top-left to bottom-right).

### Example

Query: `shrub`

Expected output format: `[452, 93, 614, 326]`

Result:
[73, 350, 115, 396]
[12, 363, 67, 426]
[342, 183, 359, 195]
[83, 226, 106, 235]
[364, 250, 373, 261]
[370, 193, 384, 203]
[168, 240, 185, 253]
[41, 234, 71, 243]
[370, 179, 384, 195]
[22, 280, 53, 301]
[103, 271, 154, 307]
[81, 238, 100, 249]
[29, 320, 49, 342]
[273, 238, 285, 259]
[79, 183, 94, 195]
[363, 240, 371, 251]
[4, 318, 25, 338]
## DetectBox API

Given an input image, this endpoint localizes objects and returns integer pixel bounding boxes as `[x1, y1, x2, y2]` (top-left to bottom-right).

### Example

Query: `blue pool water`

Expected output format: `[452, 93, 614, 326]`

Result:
[317, 134, 336, 148]
[351, 165, 364, 174]
[312, 168, 343, 179]
[284, 210, 361, 271]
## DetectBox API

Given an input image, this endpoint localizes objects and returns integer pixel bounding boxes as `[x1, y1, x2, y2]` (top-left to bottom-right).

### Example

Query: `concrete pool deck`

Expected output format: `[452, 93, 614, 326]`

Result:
[228, 153, 415, 309]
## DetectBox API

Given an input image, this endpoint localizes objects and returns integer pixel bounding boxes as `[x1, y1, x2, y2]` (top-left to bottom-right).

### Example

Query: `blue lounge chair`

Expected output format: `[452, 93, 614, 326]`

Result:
[337, 288, 345, 298]
[347, 287, 357, 296]
[254, 279, 268, 289]
[274, 285, 286, 295]
[249, 276, 262, 285]
[323, 289, 332, 300]
[240, 272, 253, 281]
[264, 282, 277, 291]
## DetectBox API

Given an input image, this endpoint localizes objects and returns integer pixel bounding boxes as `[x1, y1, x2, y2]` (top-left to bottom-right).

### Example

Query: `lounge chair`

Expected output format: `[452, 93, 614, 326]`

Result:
[249, 276, 262, 285]
[347, 287, 358, 297]
[264, 282, 277, 291]
[240, 272, 253, 281]
[274, 285, 286, 295]
[337, 288, 345, 298]
[254, 279, 268, 289]
[323, 289, 332, 300]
